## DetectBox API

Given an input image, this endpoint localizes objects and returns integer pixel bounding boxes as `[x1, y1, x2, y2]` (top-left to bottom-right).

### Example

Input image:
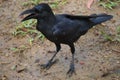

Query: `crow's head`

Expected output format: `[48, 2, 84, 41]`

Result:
[20, 3, 53, 21]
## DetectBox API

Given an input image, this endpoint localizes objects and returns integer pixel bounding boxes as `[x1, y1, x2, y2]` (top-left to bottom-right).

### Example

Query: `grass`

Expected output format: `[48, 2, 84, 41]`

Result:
[49, 0, 67, 9]
[101, 26, 120, 42]
[99, 0, 120, 9]
[10, 45, 28, 53]
[22, 0, 44, 6]
[13, 20, 37, 36]
[22, 0, 67, 9]
[13, 19, 45, 45]
[115, 26, 120, 42]
[99, 0, 120, 42]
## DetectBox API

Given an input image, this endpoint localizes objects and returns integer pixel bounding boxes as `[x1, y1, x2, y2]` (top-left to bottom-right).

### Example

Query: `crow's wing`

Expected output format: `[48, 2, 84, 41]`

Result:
[52, 13, 112, 39]
[52, 20, 80, 38]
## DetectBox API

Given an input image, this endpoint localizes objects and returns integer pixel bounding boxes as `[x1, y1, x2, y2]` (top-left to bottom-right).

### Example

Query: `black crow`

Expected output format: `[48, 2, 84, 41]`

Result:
[20, 3, 113, 76]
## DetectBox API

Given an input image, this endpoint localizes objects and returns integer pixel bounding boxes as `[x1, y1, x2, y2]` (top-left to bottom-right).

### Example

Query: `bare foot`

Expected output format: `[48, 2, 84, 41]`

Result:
[87, 0, 95, 9]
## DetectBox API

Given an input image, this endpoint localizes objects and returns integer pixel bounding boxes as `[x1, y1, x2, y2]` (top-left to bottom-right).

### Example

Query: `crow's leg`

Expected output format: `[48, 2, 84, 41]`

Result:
[67, 43, 76, 77]
[41, 43, 61, 69]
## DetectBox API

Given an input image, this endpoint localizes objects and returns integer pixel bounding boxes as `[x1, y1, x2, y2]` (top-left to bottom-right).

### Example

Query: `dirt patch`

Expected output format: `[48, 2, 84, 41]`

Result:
[0, 0, 120, 80]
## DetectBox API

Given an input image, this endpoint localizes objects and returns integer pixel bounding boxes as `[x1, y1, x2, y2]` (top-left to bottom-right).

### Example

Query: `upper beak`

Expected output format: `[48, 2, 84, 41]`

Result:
[20, 8, 36, 22]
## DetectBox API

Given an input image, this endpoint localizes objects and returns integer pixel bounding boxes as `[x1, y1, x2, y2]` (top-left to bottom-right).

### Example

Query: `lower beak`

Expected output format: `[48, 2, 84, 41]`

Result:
[20, 9, 36, 22]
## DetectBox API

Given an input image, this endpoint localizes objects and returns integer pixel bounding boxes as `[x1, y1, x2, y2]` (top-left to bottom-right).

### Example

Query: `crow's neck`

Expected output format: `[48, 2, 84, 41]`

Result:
[36, 13, 56, 35]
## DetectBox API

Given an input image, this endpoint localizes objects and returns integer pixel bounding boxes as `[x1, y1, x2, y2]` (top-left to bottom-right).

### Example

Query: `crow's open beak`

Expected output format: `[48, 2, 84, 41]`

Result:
[20, 8, 37, 22]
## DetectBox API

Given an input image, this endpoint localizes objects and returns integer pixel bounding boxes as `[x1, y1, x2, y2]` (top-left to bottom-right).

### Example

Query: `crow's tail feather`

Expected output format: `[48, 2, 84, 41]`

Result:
[90, 13, 113, 25]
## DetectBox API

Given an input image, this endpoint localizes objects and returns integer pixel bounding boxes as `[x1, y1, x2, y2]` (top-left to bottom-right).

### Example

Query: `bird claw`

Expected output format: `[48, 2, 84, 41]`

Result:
[67, 65, 76, 77]
[40, 63, 51, 70]
[40, 59, 59, 70]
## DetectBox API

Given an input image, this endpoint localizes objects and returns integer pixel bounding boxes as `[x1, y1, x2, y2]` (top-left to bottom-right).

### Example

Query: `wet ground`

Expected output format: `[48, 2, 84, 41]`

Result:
[0, 0, 120, 80]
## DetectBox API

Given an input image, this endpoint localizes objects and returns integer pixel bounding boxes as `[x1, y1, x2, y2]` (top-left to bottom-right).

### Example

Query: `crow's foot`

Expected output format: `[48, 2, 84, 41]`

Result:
[67, 64, 76, 77]
[40, 59, 58, 70]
